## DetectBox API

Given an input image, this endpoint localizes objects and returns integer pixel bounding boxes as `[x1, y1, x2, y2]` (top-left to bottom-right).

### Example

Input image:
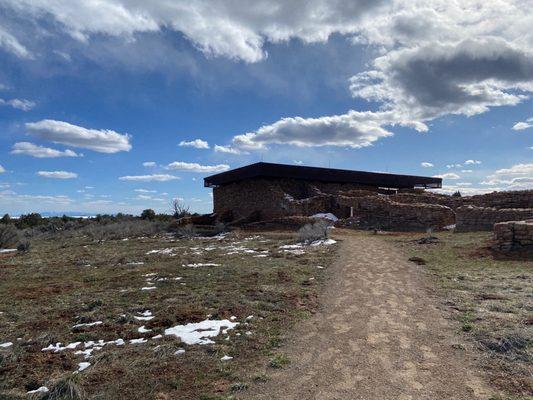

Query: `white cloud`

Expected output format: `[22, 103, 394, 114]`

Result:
[480, 163, 533, 190]
[143, 161, 156, 167]
[461, 169, 473, 173]
[26, 119, 131, 153]
[37, 170, 78, 179]
[420, 162, 433, 168]
[0, 165, 5, 173]
[446, 164, 462, 169]
[213, 145, 245, 154]
[512, 118, 533, 130]
[135, 188, 157, 193]
[0, 98, 35, 111]
[433, 173, 460, 180]
[119, 174, 180, 182]
[2, 0, 383, 63]
[229, 110, 422, 150]
[166, 161, 230, 173]
[464, 159, 481, 165]
[179, 139, 209, 149]
[0, 26, 32, 58]
[11, 142, 81, 158]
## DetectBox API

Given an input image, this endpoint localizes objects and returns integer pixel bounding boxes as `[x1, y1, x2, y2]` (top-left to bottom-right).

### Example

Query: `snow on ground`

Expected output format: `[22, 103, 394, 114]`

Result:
[220, 355, 233, 361]
[183, 263, 221, 268]
[141, 286, 157, 291]
[174, 348, 185, 355]
[42, 342, 81, 352]
[146, 248, 175, 256]
[76, 362, 91, 372]
[27, 386, 49, 394]
[0, 342, 13, 348]
[311, 213, 338, 221]
[130, 338, 147, 344]
[164, 319, 238, 345]
[72, 321, 103, 329]
[0, 249, 17, 253]
[310, 239, 337, 246]
[138, 326, 152, 333]
[134, 311, 154, 321]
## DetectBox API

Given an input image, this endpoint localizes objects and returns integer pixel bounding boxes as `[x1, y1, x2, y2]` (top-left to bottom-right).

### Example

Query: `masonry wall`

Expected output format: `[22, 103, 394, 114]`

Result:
[493, 220, 533, 253]
[456, 206, 533, 232]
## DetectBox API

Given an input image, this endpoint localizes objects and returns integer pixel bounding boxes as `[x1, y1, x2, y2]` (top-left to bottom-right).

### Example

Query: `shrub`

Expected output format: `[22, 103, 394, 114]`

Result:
[17, 241, 31, 252]
[141, 209, 156, 221]
[0, 213, 11, 224]
[297, 219, 329, 243]
[452, 191, 462, 197]
[175, 224, 197, 239]
[0, 224, 20, 248]
[170, 199, 190, 219]
[16, 213, 43, 229]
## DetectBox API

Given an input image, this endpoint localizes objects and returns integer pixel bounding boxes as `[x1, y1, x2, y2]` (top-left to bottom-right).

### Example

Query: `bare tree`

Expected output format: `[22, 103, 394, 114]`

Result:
[170, 198, 190, 219]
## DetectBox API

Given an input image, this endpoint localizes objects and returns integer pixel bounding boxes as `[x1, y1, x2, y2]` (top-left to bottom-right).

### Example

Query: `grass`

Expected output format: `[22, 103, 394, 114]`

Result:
[0, 231, 337, 399]
[387, 231, 532, 398]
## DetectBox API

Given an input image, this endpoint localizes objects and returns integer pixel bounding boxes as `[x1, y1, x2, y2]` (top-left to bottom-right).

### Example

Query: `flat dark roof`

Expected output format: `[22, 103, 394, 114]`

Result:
[204, 162, 442, 189]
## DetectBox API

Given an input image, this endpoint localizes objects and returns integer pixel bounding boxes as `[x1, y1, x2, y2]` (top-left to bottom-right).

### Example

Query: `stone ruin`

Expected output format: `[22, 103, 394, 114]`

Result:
[493, 220, 533, 254]
[211, 177, 533, 234]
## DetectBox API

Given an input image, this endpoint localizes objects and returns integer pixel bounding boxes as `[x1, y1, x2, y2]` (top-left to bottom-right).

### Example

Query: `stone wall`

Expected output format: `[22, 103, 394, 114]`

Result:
[470, 190, 533, 209]
[493, 220, 533, 253]
[336, 195, 455, 231]
[456, 206, 533, 232]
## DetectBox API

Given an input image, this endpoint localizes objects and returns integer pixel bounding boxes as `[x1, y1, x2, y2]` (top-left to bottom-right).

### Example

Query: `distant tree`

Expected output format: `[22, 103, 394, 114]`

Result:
[170, 199, 190, 219]
[141, 209, 156, 221]
[16, 213, 42, 229]
[0, 214, 11, 224]
[452, 191, 462, 198]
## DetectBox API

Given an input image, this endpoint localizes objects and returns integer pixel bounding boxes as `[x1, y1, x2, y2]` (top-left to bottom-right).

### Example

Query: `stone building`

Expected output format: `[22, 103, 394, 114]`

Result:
[204, 162, 442, 221]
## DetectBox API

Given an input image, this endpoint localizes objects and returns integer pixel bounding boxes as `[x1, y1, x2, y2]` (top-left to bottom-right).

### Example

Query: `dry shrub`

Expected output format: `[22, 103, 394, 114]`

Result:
[0, 224, 20, 248]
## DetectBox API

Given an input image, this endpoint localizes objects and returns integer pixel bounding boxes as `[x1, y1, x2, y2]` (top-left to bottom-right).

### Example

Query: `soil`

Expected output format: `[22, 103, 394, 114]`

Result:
[240, 232, 494, 400]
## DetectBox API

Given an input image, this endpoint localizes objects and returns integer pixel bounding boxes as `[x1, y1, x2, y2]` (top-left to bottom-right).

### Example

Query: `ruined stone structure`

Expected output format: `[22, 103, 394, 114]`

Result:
[456, 206, 533, 232]
[493, 220, 533, 253]
[204, 162, 533, 232]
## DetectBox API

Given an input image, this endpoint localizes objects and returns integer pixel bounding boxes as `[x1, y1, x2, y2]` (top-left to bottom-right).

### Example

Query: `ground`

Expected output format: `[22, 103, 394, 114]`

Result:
[0, 232, 334, 399]
[0, 229, 531, 400]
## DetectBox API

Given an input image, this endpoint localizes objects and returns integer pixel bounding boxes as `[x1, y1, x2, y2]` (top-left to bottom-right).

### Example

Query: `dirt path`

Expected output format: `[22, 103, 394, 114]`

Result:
[241, 233, 494, 400]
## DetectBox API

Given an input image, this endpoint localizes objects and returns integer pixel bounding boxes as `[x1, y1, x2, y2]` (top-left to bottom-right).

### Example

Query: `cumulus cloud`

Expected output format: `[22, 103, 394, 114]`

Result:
[480, 163, 533, 190]
[512, 117, 533, 130]
[26, 119, 132, 153]
[143, 161, 156, 167]
[11, 142, 81, 158]
[179, 139, 209, 149]
[1, 0, 384, 63]
[228, 110, 424, 150]
[0, 98, 35, 111]
[37, 170, 78, 179]
[420, 162, 433, 168]
[0, 164, 5, 173]
[213, 145, 246, 154]
[464, 159, 481, 165]
[135, 188, 157, 193]
[166, 161, 230, 173]
[433, 172, 460, 180]
[119, 174, 180, 181]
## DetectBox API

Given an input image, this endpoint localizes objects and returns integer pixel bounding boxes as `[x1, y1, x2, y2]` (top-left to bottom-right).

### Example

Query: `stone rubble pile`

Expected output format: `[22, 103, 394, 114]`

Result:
[493, 220, 533, 253]
[456, 206, 533, 232]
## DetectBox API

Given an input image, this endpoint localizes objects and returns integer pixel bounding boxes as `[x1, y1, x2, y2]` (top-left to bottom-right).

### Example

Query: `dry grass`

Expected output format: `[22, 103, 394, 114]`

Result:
[0, 231, 337, 399]
[387, 231, 532, 399]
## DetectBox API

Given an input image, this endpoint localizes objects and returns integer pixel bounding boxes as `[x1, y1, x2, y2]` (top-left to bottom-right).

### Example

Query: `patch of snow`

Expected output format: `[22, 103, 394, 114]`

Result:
[316, 265, 324, 269]
[27, 386, 49, 394]
[279, 244, 303, 249]
[309, 239, 337, 246]
[127, 261, 144, 265]
[141, 286, 157, 291]
[246, 315, 253, 321]
[151, 334, 162, 340]
[283, 249, 305, 255]
[220, 355, 233, 361]
[184, 263, 220, 268]
[0, 249, 17, 253]
[164, 319, 238, 345]
[174, 348, 185, 355]
[42, 342, 81, 352]
[146, 248, 175, 255]
[114, 338, 125, 346]
[0, 341, 13, 348]
[130, 338, 147, 344]
[444, 224, 456, 230]
[311, 213, 338, 221]
[138, 326, 152, 333]
[134, 311, 154, 321]
[76, 362, 91, 372]
[72, 321, 103, 329]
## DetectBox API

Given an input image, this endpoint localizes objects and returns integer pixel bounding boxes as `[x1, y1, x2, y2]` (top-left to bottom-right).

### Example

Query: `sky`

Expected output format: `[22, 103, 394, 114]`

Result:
[0, 0, 531, 215]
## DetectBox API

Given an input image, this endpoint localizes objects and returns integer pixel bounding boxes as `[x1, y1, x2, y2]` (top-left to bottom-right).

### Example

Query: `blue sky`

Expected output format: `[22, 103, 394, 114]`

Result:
[0, 1, 531, 215]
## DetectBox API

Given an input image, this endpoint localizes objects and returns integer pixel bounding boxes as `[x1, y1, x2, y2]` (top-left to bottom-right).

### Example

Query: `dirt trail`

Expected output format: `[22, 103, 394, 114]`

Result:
[241, 233, 493, 400]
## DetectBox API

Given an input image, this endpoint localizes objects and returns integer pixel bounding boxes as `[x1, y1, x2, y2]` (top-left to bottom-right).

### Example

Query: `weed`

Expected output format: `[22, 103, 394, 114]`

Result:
[269, 353, 290, 369]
